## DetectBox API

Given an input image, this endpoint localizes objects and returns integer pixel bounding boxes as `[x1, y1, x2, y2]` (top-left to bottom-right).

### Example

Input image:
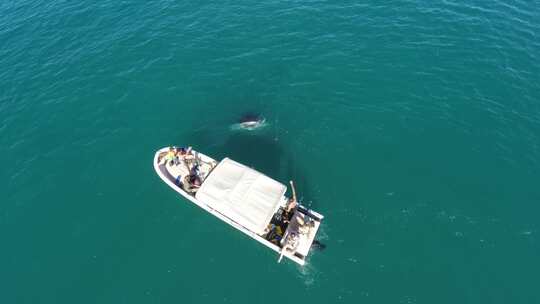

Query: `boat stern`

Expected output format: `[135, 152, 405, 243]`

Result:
[277, 205, 324, 264]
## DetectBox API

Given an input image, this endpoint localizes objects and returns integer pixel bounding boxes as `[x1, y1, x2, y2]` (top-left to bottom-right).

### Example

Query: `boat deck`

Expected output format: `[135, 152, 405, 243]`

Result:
[157, 148, 217, 195]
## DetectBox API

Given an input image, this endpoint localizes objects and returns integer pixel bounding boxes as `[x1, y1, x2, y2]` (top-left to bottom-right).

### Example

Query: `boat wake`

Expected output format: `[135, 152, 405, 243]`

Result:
[311, 240, 327, 251]
[295, 222, 328, 286]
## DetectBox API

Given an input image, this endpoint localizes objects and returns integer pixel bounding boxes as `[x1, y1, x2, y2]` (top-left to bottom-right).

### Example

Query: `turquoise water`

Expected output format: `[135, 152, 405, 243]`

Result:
[1, 1, 539, 303]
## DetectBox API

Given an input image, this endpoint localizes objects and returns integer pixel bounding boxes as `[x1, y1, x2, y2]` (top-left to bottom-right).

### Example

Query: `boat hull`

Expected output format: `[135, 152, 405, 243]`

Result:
[153, 147, 323, 265]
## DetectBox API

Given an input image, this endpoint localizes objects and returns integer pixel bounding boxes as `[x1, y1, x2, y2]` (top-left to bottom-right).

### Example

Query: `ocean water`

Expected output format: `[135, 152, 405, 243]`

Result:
[1, 1, 539, 303]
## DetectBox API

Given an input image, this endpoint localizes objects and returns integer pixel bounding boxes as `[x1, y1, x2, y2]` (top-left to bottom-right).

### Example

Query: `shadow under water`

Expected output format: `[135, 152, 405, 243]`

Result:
[185, 128, 314, 207]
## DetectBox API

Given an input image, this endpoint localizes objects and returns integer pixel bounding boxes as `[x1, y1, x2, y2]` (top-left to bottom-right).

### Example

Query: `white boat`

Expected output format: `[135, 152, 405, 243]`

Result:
[153, 146, 324, 265]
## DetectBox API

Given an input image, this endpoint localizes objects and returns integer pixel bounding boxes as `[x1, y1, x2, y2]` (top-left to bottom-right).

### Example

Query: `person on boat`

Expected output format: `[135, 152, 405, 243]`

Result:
[179, 146, 195, 165]
[181, 172, 201, 194]
[160, 147, 176, 165]
[171, 146, 193, 166]
[185, 164, 202, 189]
[278, 231, 299, 263]
[175, 147, 186, 156]
[296, 214, 315, 235]
[282, 180, 298, 222]
[266, 224, 283, 245]
[174, 175, 183, 187]
[190, 163, 199, 175]
[188, 175, 201, 187]
[174, 147, 188, 165]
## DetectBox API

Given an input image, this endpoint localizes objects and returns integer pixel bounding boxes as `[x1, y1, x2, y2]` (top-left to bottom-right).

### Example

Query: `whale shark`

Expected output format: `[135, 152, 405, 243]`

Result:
[232, 113, 267, 131]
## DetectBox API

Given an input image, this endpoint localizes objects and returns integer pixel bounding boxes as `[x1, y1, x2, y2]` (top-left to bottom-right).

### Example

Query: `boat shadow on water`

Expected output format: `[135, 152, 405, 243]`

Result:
[184, 129, 327, 253]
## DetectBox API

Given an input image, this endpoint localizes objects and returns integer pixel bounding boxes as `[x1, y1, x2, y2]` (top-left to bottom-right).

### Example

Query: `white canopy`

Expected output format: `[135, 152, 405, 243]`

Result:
[195, 158, 286, 235]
